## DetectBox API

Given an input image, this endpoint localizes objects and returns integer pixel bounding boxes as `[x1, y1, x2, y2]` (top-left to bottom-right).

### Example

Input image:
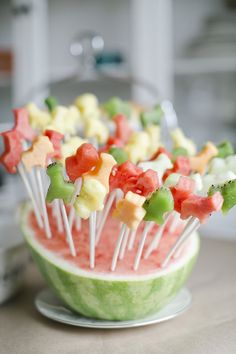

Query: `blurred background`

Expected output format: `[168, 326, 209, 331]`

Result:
[0, 0, 236, 239]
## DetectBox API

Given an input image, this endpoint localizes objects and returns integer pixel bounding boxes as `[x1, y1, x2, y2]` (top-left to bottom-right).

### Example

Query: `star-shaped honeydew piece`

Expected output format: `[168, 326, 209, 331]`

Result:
[226, 155, 236, 174]
[139, 153, 173, 181]
[208, 157, 227, 174]
[202, 171, 236, 195]
[164, 173, 181, 188]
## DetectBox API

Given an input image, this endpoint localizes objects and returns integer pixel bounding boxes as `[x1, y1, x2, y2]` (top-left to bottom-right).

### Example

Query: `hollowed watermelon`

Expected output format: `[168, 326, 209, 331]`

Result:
[20, 203, 199, 321]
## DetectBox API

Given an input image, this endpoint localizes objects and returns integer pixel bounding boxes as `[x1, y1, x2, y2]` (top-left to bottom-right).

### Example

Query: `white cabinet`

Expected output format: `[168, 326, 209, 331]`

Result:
[12, 0, 49, 106]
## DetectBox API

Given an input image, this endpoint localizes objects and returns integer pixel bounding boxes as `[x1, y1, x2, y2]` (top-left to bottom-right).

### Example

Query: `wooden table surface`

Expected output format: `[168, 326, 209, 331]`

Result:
[0, 238, 236, 354]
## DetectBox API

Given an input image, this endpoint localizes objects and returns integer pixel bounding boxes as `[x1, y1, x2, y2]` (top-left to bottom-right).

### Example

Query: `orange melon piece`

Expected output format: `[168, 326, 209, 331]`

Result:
[189, 142, 218, 175]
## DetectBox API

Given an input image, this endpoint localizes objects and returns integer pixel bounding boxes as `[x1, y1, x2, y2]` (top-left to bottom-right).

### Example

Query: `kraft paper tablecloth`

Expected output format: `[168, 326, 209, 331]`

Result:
[0, 238, 236, 354]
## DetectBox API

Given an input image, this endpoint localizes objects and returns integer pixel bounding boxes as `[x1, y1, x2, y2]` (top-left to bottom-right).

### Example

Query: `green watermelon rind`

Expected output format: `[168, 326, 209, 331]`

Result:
[20, 203, 200, 320]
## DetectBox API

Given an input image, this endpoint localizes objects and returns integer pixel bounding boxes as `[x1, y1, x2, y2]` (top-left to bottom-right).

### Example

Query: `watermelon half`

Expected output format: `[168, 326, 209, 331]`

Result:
[20, 203, 199, 321]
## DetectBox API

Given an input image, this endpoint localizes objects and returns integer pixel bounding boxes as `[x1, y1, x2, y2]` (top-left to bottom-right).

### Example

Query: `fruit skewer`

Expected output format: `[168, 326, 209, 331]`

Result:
[111, 191, 146, 271]
[0, 110, 45, 229]
[46, 162, 77, 255]
[22, 136, 54, 239]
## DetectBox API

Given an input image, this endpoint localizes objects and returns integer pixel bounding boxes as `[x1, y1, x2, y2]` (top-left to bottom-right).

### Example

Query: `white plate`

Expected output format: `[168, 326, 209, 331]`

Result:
[35, 287, 192, 329]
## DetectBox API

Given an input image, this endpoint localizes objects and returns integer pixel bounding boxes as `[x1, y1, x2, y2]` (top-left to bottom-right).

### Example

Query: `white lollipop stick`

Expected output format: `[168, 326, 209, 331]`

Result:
[116, 189, 123, 202]
[173, 219, 198, 259]
[97, 190, 119, 230]
[128, 229, 138, 251]
[96, 190, 116, 245]
[89, 211, 96, 268]
[119, 228, 130, 260]
[96, 193, 110, 229]
[35, 167, 52, 239]
[96, 195, 108, 228]
[41, 165, 49, 197]
[169, 211, 180, 233]
[173, 242, 187, 259]
[68, 178, 82, 231]
[111, 224, 126, 271]
[59, 200, 76, 257]
[133, 222, 153, 271]
[144, 213, 172, 259]
[53, 199, 63, 233]
[96, 211, 103, 230]
[29, 169, 42, 214]
[68, 207, 75, 230]
[17, 163, 43, 229]
[162, 217, 199, 268]
[73, 178, 82, 199]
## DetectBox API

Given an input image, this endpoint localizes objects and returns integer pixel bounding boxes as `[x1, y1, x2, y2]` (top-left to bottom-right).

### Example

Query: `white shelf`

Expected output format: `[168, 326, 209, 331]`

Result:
[175, 57, 236, 75]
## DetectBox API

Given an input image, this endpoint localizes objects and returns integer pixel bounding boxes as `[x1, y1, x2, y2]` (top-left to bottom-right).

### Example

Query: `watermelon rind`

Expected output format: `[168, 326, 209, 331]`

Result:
[20, 203, 199, 320]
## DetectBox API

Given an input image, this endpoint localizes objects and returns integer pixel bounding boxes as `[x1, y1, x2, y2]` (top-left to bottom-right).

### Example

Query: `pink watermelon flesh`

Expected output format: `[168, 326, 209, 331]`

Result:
[28, 206, 189, 275]
[181, 192, 224, 223]
[171, 176, 196, 213]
